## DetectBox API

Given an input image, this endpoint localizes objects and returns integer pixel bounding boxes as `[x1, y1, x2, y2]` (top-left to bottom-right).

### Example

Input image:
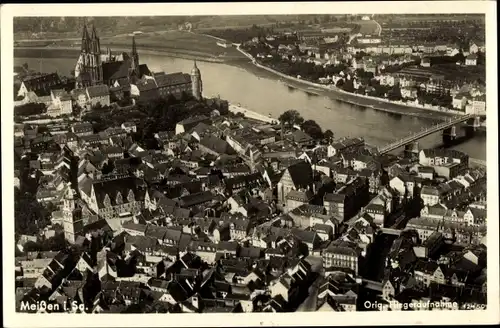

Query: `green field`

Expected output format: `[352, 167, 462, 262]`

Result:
[14, 15, 317, 40]
[375, 14, 484, 24]
[102, 31, 244, 59]
[16, 31, 247, 61]
[355, 20, 380, 35]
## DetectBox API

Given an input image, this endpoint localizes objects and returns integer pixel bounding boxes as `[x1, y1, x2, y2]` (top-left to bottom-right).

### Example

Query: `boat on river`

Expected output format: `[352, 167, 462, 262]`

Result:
[305, 90, 320, 96]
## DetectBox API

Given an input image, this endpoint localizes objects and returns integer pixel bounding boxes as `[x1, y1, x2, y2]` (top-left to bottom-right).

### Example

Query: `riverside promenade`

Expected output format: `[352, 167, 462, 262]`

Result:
[228, 103, 278, 124]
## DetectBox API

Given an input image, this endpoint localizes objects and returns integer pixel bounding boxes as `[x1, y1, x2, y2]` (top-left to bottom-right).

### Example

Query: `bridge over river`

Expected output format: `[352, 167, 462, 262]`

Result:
[377, 114, 479, 154]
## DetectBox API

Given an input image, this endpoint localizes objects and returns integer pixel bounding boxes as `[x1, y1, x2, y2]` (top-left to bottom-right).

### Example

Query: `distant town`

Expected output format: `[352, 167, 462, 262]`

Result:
[207, 14, 486, 117]
[14, 15, 487, 314]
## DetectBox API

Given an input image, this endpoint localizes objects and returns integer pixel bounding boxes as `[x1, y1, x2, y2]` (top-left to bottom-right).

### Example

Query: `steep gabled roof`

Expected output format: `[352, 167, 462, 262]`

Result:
[285, 161, 313, 189]
[155, 72, 191, 88]
[86, 84, 110, 98]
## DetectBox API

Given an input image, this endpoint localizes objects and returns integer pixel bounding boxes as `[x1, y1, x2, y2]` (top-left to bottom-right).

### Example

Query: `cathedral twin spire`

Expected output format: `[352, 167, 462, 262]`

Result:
[81, 22, 101, 54]
[131, 35, 139, 72]
[76, 21, 103, 87]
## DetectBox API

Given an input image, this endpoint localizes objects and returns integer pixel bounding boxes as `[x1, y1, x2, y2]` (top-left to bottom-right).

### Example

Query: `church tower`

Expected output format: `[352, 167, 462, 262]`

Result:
[106, 47, 112, 62]
[62, 184, 84, 244]
[89, 24, 103, 85]
[191, 60, 203, 100]
[75, 23, 103, 88]
[129, 35, 140, 82]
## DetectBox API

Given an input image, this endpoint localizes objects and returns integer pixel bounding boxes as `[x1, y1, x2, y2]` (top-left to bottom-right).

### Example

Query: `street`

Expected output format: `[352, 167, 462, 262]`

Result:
[296, 275, 322, 312]
[296, 256, 323, 312]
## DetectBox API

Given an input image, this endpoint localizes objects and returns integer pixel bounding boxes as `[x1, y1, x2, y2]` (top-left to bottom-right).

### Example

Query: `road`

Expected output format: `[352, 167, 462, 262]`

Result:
[374, 20, 382, 36]
[361, 234, 397, 281]
[296, 275, 322, 312]
[228, 103, 277, 124]
[296, 256, 323, 312]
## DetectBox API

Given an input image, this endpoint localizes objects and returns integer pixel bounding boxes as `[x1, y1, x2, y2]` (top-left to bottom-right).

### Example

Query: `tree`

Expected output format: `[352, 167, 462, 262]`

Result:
[14, 103, 47, 117]
[15, 188, 51, 235]
[180, 91, 192, 102]
[45, 232, 68, 251]
[404, 185, 424, 219]
[324, 129, 334, 143]
[342, 79, 355, 93]
[101, 160, 115, 175]
[388, 85, 402, 101]
[380, 168, 390, 187]
[278, 109, 304, 127]
[301, 120, 323, 140]
[72, 104, 82, 117]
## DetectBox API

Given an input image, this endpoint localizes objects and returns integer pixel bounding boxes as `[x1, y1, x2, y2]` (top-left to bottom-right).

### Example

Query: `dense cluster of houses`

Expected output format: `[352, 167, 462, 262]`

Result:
[15, 98, 487, 312]
[245, 28, 486, 115]
[14, 61, 203, 118]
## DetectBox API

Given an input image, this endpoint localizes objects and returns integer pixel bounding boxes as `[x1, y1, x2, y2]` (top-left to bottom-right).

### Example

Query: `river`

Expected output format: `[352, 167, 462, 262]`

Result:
[15, 52, 486, 160]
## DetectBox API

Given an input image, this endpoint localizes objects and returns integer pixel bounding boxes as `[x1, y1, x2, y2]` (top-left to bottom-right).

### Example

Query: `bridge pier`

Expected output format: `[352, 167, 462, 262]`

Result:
[404, 141, 419, 158]
[464, 117, 479, 137]
[442, 125, 457, 144]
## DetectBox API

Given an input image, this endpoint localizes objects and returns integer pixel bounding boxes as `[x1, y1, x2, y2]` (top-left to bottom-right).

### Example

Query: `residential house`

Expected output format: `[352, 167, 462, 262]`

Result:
[285, 190, 314, 212]
[452, 93, 469, 111]
[71, 122, 93, 137]
[86, 85, 111, 108]
[81, 176, 148, 220]
[175, 116, 211, 135]
[470, 95, 486, 115]
[413, 260, 446, 287]
[420, 57, 431, 67]
[465, 54, 478, 66]
[419, 149, 469, 178]
[49, 89, 73, 116]
[277, 161, 314, 207]
[322, 240, 360, 275]
[323, 177, 369, 222]
[400, 87, 418, 99]
[17, 73, 61, 98]
[121, 122, 137, 133]
[420, 186, 440, 206]
[405, 217, 440, 243]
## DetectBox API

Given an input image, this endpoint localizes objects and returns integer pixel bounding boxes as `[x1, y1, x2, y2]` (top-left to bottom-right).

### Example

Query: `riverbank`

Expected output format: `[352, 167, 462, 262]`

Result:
[15, 43, 479, 123]
[228, 103, 277, 124]
[469, 158, 487, 168]
[228, 102, 486, 168]
[14, 46, 231, 64]
[233, 45, 478, 122]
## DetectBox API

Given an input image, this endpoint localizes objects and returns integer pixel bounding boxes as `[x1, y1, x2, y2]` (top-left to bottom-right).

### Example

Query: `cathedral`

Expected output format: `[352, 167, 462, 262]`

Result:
[74, 23, 104, 88]
[74, 23, 150, 89]
[74, 24, 203, 101]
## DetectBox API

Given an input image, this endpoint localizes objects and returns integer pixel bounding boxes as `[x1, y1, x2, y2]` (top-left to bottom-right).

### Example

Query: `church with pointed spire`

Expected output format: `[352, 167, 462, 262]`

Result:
[75, 24, 151, 89]
[62, 184, 84, 244]
[74, 23, 103, 88]
[74, 23, 204, 102]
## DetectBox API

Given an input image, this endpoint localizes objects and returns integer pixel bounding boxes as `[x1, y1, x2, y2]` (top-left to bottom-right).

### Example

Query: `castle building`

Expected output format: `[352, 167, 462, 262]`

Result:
[62, 185, 84, 244]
